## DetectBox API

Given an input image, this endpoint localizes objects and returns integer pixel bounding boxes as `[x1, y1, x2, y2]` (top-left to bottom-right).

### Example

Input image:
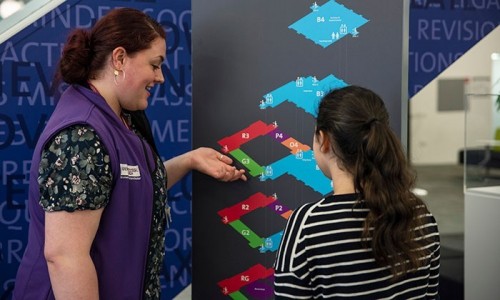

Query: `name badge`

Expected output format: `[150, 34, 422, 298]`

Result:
[120, 164, 141, 180]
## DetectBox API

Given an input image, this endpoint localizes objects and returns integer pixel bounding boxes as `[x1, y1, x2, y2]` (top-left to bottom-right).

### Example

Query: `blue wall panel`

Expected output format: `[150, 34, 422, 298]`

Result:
[409, 0, 499, 96]
[0, 1, 192, 299]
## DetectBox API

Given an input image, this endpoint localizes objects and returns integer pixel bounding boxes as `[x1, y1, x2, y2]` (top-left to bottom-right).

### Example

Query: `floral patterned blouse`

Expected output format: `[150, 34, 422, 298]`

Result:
[38, 120, 169, 299]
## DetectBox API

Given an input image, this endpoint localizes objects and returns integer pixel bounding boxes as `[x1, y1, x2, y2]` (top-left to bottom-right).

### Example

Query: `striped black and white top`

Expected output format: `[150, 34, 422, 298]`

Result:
[274, 193, 440, 299]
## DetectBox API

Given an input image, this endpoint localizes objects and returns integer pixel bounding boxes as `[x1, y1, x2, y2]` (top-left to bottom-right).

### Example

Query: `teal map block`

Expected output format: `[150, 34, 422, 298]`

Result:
[289, 0, 369, 48]
[259, 150, 332, 195]
[259, 74, 348, 117]
[259, 232, 283, 253]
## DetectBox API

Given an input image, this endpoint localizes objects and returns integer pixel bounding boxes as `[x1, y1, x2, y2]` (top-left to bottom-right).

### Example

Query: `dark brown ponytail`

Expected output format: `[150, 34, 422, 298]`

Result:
[316, 85, 430, 278]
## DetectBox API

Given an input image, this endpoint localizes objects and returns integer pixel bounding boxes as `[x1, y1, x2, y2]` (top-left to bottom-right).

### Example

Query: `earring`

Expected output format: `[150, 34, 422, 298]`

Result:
[113, 69, 126, 86]
[113, 69, 119, 86]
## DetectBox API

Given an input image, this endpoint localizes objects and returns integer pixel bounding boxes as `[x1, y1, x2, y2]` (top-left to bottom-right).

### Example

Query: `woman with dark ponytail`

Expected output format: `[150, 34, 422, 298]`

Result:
[274, 86, 440, 299]
[13, 8, 246, 299]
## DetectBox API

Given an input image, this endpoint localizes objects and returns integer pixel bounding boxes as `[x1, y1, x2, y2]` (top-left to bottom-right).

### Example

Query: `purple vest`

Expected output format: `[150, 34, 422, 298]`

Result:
[14, 85, 157, 299]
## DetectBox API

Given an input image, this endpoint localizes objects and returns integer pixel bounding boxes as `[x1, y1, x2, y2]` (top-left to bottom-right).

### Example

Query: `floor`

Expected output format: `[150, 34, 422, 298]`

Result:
[414, 164, 465, 300]
[414, 164, 465, 236]
[174, 287, 191, 299]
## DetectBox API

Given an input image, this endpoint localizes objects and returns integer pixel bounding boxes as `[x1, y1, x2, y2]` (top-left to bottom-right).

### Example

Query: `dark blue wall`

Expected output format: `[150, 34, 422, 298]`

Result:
[0, 1, 192, 299]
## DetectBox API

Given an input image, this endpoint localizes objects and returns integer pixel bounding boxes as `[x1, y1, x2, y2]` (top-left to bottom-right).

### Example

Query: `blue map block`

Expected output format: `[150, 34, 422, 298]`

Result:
[260, 150, 332, 195]
[259, 231, 283, 253]
[259, 74, 348, 117]
[289, 0, 369, 48]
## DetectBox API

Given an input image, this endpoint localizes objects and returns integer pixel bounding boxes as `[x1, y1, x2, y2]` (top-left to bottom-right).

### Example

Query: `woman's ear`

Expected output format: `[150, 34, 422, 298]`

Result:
[318, 130, 331, 153]
[111, 47, 127, 70]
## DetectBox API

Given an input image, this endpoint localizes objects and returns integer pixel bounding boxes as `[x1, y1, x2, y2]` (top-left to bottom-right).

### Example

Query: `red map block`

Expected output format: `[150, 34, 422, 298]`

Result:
[218, 192, 276, 224]
[218, 264, 275, 295]
[218, 120, 276, 152]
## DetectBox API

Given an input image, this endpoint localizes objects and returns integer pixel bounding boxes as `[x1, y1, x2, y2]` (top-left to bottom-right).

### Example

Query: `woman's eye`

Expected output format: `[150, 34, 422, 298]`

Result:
[152, 65, 160, 70]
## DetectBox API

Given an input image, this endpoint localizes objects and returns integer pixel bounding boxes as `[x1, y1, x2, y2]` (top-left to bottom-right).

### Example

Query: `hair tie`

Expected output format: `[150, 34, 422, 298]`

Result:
[364, 118, 379, 129]
[83, 31, 94, 61]
[83, 30, 92, 49]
